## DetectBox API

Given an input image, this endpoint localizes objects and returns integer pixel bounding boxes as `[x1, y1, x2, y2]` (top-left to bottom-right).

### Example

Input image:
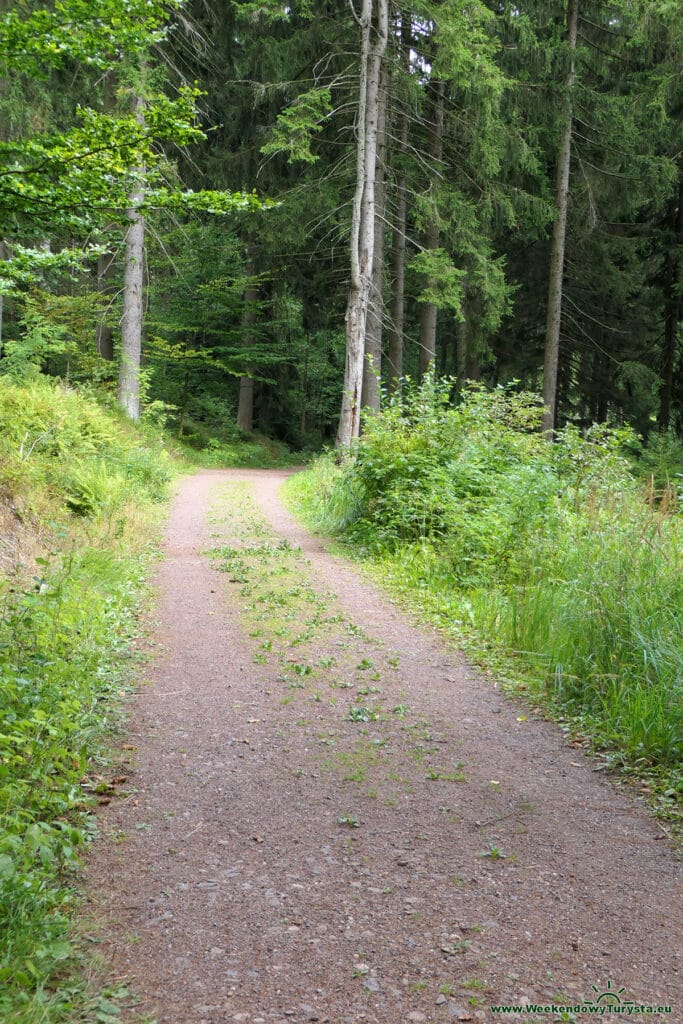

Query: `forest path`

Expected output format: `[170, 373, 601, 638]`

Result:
[87, 469, 681, 1024]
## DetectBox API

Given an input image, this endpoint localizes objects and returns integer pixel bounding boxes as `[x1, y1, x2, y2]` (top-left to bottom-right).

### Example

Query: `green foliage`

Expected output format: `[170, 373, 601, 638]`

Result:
[410, 250, 467, 317]
[0, 548, 155, 1022]
[0, 377, 173, 517]
[324, 376, 558, 565]
[0, 85, 260, 256]
[187, 432, 298, 469]
[1, 290, 114, 384]
[0, 378, 173, 1022]
[0, 0, 180, 73]
[260, 86, 333, 164]
[2, 300, 72, 375]
[0, 0, 265, 295]
[288, 377, 682, 781]
[0, 246, 102, 297]
[634, 430, 683, 497]
[424, 0, 502, 91]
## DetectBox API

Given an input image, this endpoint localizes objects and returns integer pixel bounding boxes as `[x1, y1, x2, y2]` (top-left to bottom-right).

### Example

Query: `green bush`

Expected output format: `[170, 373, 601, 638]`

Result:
[288, 377, 682, 776]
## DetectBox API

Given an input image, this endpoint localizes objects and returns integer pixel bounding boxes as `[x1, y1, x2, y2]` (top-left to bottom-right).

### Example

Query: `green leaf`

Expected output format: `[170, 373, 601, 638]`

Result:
[0, 853, 15, 880]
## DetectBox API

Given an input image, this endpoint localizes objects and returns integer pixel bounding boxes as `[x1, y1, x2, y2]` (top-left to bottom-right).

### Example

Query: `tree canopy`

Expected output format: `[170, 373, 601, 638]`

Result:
[0, 0, 680, 441]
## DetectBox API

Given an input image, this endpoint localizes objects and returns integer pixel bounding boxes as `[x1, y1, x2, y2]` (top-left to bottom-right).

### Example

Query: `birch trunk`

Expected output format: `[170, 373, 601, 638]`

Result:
[337, 0, 389, 447]
[117, 98, 146, 420]
[541, 0, 579, 436]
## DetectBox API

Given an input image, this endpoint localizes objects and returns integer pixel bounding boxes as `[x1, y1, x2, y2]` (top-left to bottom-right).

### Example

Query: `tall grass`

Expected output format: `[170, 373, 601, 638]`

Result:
[471, 502, 682, 766]
[285, 378, 682, 782]
[0, 377, 174, 1022]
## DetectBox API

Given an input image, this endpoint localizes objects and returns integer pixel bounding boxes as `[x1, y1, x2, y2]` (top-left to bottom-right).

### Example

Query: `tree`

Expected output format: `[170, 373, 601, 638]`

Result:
[6, 0, 682, 443]
[337, 0, 389, 447]
[0, 1, 263, 418]
[417, 77, 446, 379]
[361, 56, 388, 413]
[236, 264, 259, 433]
[541, 0, 579, 435]
[385, 15, 411, 390]
[118, 94, 146, 419]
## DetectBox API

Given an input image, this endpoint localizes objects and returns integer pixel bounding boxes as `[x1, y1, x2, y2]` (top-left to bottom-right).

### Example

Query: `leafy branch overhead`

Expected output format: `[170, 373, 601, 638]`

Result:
[410, 249, 467, 317]
[0, 88, 266, 240]
[0, 0, 182, 71]
[261, 87, 333, 164]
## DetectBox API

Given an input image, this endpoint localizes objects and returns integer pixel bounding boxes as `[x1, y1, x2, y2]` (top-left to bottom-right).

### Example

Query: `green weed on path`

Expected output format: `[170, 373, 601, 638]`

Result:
[207, 483, 464, 809]
[281, 379, 682, 833]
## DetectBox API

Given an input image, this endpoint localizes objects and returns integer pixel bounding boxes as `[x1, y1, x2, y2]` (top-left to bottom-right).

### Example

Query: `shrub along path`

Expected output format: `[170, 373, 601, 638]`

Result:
[87, 469, 681, 1024]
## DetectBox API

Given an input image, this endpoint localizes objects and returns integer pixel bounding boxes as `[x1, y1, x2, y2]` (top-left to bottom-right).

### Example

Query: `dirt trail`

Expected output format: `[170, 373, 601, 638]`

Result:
[87, 470, 681, 1024]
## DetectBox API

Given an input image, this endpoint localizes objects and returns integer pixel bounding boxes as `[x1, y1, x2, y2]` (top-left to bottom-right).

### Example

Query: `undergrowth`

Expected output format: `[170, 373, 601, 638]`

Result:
[0, 378, 172, 533]
[284, 378, 682, 825]
[177, 419, 300, 469]
[0, 377, 173, 1022]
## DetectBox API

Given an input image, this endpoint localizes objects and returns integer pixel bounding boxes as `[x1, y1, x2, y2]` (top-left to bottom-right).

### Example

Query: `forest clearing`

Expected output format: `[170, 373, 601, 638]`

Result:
[1, 0, 682, 1021]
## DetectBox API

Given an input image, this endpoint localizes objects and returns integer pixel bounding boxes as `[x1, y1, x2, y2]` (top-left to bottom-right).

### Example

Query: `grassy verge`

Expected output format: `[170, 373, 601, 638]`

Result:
[0, 377, 174, 1022]
[281, 380, 682, 834]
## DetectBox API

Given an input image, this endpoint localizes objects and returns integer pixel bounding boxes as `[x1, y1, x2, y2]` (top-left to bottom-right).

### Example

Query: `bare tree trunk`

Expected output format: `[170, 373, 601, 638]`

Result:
[96, 75, 117, 363]
[362, 57, 389, 414]
[117, 98, 146, 420]
[418, 78, 446, 380]
[237, 275, 258, 432]
[541, 0, 579, 436]
[386, 137, 408, 388]
[457, 296, 482, 382]
[236, 375, 254, 432]
[386, 15, 410, 392]
[96, 248, 115, 360]
[300, 335, 309, 436]
[337, 0, 389, 447]
[658, 170, 682, 431]
[178, 369, 190, 437]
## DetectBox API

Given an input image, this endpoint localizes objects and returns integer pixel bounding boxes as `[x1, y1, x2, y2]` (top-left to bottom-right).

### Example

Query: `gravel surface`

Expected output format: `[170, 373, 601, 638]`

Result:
[86, 469, 682, 1024]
